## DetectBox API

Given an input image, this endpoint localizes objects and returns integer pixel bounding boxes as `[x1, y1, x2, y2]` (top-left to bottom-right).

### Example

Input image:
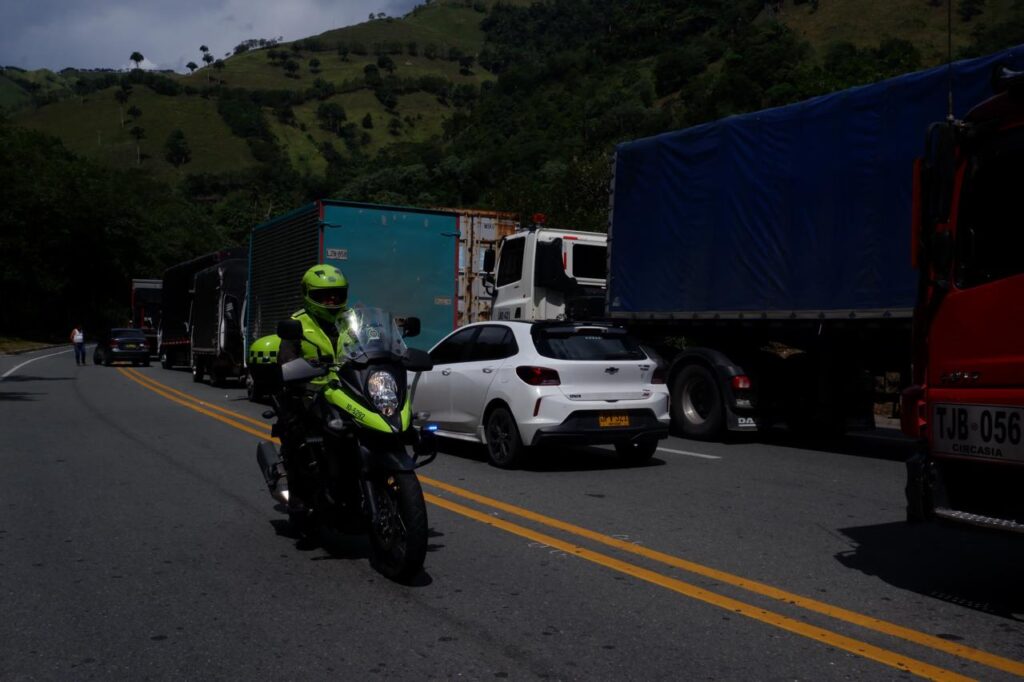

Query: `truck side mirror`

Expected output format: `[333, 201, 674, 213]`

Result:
[923, 122, 956, 226]
[482, 248, 496, 274]
[930, 230, 954, 288]
[277, 319, 303, 341]
[402, 317, 421, 338]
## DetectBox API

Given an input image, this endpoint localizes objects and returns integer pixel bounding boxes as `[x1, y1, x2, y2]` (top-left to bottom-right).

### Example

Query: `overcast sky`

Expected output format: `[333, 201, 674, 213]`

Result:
[0, 0, 421, 72]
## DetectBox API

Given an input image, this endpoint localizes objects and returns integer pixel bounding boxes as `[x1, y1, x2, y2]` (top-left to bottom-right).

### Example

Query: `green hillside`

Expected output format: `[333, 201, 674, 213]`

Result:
[778, 0, 1019, 64]
[5, 0, 1024, 335]
[15, 84, 257, 179]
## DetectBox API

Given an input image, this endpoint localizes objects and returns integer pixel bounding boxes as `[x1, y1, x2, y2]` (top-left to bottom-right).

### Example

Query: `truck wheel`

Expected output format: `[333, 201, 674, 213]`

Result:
[211, 367, 226, 388]
[672, 364, 724, 440]
[160, 353, 172, 370]
[192, 359, 204, 383]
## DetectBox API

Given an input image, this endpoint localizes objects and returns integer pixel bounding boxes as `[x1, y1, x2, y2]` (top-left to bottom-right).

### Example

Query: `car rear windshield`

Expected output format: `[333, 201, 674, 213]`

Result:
[532, 326, 646, 361]
[113, 328, 146, 337]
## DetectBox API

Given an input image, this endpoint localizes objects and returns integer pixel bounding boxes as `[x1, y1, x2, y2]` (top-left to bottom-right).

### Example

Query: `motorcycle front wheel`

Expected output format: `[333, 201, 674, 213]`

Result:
[369, 471, 428, 583]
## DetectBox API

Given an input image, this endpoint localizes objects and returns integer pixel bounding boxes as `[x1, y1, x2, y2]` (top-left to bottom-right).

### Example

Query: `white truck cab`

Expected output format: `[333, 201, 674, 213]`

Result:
[485, 227, 608, 322]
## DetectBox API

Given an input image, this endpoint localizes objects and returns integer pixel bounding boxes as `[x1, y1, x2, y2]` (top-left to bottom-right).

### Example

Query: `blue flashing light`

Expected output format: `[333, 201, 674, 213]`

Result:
[425, 423, 439, 432]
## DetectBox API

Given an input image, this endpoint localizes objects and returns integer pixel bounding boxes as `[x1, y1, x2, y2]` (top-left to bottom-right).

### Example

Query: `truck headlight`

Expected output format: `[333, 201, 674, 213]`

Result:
[367, 370, 399, 417]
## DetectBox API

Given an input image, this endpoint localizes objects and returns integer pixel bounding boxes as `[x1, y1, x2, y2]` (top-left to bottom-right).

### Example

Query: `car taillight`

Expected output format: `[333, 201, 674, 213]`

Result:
[516, 366, 560, 386]
[652, 367, 666, 384]
[110, 341, 120, 348]
[731, 375, 752, 390]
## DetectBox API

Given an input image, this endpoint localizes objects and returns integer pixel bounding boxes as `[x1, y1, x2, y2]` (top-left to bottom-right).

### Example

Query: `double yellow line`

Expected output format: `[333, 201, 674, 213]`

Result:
[118, 367, 1024, 681]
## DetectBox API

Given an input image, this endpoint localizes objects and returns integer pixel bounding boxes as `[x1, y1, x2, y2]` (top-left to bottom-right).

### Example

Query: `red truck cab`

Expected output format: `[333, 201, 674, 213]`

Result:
[903, 67, 1024, 532]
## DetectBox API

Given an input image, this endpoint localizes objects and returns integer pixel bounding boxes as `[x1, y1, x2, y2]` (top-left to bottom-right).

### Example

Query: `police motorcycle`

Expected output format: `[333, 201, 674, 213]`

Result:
[256, 306, 437, 582]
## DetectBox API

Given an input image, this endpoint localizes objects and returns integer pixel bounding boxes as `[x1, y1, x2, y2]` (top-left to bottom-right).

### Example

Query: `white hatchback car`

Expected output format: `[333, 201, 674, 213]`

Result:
[410, 321, 670, 468]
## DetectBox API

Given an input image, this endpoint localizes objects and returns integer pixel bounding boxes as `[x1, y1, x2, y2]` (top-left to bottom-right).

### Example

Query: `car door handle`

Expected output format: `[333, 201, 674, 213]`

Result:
[482, 367, 494, 374]
[441, 368, 451, 376]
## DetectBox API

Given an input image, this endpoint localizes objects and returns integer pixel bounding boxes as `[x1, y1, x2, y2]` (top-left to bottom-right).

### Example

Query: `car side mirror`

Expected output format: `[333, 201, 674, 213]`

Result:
[402, 317, 421, 338]
[277, 319, 303, 341]
[402, 348, 433, 372]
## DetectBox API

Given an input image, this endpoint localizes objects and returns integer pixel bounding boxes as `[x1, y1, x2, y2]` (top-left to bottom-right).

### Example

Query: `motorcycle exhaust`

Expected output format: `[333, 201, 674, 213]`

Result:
[256, 441, 289, 504]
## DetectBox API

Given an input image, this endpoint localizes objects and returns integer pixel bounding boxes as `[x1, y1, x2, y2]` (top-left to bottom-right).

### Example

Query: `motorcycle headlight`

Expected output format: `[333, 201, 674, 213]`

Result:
[367, 370, 400, 417]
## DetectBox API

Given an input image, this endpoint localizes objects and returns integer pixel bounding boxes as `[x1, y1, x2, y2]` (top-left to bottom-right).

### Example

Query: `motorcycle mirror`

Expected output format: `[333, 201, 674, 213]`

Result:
[402, 348, 433, 372]
[280, 357, 328, 383]
[402, 317, 421, 338]
[277, 319, 303, 341]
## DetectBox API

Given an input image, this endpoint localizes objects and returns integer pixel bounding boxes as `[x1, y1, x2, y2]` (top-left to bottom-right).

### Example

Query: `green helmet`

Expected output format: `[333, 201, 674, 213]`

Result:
[302, 264, 349, 324]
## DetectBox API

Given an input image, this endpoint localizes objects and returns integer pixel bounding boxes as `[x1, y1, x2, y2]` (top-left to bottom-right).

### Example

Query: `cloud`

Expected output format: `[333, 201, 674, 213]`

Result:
[0, 0, 420, 72]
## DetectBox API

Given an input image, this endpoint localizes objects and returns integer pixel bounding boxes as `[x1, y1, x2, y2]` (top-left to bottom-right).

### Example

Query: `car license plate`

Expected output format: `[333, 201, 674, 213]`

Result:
[599, 414, 630, 428]
[933, 403, 1024, 462]
[124, 343, 137, 349]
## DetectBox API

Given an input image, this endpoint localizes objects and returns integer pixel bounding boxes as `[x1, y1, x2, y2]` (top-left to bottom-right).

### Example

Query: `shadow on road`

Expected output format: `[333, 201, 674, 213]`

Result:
[1, 375, 74, 383]
[714, 427, 916, 463]
[436, 438, 666, 472]
[836, 521, 1024, 621]
[268, 519, 438, 587]
[0, 391, 42, 401]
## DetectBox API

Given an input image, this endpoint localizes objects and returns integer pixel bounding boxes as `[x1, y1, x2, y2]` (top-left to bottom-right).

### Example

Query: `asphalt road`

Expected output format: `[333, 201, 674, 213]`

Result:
[1, 347, 1022, 681]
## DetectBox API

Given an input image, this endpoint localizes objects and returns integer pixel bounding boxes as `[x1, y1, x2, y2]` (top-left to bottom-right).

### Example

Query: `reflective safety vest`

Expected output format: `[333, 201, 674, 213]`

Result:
[292, 310, 341, 362]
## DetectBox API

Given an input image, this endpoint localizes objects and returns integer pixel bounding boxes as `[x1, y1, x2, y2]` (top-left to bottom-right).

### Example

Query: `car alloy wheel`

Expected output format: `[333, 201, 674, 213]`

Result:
[485, 407, 524, 469]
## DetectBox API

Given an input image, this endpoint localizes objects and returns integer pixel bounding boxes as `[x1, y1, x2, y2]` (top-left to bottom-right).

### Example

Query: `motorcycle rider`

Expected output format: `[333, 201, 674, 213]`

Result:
[275, 264, 350, 520]
[278, 264, 349, 365]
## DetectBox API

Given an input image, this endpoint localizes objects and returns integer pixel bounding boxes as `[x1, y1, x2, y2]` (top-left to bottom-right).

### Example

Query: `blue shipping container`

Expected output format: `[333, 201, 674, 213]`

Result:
[609, 45, 1024, 318]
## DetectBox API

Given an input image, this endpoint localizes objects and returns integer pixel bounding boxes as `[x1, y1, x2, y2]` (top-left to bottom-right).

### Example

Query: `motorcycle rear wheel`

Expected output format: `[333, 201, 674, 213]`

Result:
[369, 471, 428, 583]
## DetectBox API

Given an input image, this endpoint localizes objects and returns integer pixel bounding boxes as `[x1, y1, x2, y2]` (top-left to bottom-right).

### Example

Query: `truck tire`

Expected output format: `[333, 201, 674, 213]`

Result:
[246, 373, 262, 402]
[672, 364, 724, 440]
[160, 353, 172, 370]
[192, 358, 204, 383]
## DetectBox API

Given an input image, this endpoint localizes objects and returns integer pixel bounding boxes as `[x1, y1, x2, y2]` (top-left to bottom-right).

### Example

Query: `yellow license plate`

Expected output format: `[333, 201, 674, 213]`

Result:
[599, 414, 630, 428]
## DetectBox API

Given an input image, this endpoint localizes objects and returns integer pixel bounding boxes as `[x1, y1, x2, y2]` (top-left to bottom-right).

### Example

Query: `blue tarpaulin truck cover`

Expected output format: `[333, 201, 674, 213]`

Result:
[609, 45, 1024, 319]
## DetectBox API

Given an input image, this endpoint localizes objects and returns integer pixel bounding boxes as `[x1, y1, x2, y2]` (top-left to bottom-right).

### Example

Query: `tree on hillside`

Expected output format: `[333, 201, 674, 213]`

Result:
[959, 0, 985, 21]
[130, 51, 144, 69]
[387, 117, 402, 136]
[284, 59, 300, 78]
[377, 55, 395, 75]
[213, 59, 225, 79]
[164, 129, 191, 171]
[186, 61, 198, 74]
[338, 44, 350, 61]
[114, 87, 130, 127]
[363, 63, 382, 86]
[126, 104, 142, 121]
[362, 112, 374, 129]
[129, 125, 145, 165]
[316, 102, 347, 133]
[309, 57, 321, 74]
[458, 55, 475, 75]
[407, 42, 418, 57]
[424, 44, 438, 60]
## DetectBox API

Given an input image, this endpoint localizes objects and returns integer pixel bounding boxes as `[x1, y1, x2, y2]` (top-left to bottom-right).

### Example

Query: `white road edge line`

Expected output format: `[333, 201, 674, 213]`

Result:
[657, 447, 721, 460]
[1, 348, 73, 380]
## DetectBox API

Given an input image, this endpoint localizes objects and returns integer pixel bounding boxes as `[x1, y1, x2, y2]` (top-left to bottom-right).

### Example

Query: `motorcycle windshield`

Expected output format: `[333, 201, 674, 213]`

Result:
[338, 306, 408, 365]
